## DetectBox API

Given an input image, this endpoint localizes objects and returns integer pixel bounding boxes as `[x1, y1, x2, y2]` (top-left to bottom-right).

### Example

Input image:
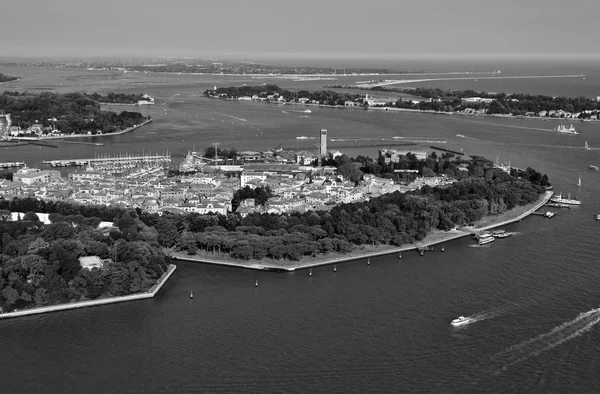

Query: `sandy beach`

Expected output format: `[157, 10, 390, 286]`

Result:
[173, 191, 553, 271]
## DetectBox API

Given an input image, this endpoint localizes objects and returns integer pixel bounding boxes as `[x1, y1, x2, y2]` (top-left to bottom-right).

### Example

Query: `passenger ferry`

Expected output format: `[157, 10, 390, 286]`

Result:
[550, 193, 581, 205]
[554, 124, 579, 134]
[478, 235, 495, 245]
[492, 230, 513, 238]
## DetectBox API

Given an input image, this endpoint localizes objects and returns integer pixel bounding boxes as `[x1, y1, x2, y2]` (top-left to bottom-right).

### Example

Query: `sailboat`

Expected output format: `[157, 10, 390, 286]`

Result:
[578, 175, 582, 187]
[585, 141, 590, 150]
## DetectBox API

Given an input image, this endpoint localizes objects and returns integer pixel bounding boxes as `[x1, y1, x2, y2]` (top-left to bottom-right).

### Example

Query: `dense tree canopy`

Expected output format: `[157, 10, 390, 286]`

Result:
[0, 210, 170, 312]
[0, 91, 150, 134]
[0, 73, 18, 82]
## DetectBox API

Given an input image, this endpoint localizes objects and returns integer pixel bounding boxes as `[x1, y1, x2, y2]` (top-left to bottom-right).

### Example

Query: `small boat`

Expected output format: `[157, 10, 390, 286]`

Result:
[544, 211, 556, 218]
[190, 291, 193, 299]
[451, 316, 473, 326]
[589, 165, 599, 171]
[585, 141, 590, 150]
[577, 175, 582, 187]
[596, 214, 600, 221]
[545, 185, 554, 190]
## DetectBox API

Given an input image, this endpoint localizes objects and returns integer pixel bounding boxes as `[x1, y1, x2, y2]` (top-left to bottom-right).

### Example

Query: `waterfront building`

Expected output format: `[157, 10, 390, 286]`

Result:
[13, 170, 58, 185]
[379, 148, 428, 162]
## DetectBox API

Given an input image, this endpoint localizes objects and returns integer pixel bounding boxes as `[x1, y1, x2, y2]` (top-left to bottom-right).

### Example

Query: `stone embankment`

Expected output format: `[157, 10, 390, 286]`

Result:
[174, 191, 554, 272]
[0, 264, 176, 320]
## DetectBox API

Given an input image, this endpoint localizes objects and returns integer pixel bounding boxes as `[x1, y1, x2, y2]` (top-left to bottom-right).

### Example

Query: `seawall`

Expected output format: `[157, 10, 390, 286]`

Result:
[0, 264, 177, 320]
[174, 191, 553, 272]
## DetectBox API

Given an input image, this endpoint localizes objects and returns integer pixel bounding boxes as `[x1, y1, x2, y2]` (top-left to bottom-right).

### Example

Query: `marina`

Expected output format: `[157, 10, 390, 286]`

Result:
[0, 161, 25, 168]
[42, 152, 172, 170]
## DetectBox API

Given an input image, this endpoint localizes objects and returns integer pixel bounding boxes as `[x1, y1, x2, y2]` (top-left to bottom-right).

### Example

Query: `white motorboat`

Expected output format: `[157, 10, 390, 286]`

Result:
[451, 316, 473, 326]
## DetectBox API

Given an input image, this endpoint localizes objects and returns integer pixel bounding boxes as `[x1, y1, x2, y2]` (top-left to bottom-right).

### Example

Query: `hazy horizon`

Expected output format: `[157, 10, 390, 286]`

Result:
[1, 0, 598, 60]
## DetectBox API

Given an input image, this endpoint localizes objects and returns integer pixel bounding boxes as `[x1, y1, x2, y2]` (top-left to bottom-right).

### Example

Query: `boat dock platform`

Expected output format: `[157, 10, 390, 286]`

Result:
[0, 161, 25, 168]
[532, 210, 557, 218]
[546, 203, 572, 209]
[43, 153, 171, 168]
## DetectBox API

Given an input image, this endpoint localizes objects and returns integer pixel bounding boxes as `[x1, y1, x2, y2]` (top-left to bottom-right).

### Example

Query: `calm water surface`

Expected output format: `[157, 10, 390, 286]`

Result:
[1, 62, 600, 393]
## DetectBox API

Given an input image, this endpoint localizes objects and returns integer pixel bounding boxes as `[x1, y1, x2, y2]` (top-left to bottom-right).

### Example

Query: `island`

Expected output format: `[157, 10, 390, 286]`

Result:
[206, 85, 600, 121]
[0, 73, 19, 83]
[0, 91, 152, 138]
[0, 210, 174, 317]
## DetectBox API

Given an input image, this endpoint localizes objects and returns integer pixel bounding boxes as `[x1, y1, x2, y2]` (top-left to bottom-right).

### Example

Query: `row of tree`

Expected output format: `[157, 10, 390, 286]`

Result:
[205, 85, 364, 106]
[0, 91, 150, 134]
[364, 87, 600, 116]
[83, 92, 148, 104]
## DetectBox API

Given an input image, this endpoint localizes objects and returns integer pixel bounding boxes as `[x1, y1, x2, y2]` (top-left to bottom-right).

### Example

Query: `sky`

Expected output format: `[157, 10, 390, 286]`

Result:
[1, 0, 598, 61]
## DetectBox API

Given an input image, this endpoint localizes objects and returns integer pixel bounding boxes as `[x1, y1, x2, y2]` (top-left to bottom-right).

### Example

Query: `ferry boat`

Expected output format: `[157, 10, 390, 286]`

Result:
[550, 193, 581, 205]
[474, 231, 492, 239]
[451, 316, 473, 326]
[589, 165, 599, 171]
[554, 124, 579, 134]
[478, 235, 496, 245]
[492, 230, 513, 238]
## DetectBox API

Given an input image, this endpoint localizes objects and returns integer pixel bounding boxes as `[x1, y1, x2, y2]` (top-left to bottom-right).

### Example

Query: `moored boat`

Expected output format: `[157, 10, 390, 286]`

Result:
[478, 235, 495, 245]
[550, 193, 581, 205]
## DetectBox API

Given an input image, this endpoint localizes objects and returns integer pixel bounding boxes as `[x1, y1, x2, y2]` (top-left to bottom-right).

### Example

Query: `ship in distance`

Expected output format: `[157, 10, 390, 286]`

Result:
[451, 316, 473, 326]
[554, 124, 579, 134]
[550, 193, 581, 205]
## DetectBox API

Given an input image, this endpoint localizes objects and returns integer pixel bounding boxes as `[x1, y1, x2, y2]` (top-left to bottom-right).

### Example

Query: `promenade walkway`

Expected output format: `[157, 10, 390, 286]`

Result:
[174, 191, 554, 272]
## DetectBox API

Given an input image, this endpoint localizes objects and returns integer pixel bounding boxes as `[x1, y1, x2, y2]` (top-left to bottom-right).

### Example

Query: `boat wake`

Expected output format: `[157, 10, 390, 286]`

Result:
[458, 307, 512, 326]
[486, 307, 600, 374]
[212, 112, 247, 122]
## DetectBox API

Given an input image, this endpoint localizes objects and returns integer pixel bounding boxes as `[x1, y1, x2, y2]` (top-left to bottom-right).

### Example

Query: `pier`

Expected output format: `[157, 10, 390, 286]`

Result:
[43, 152, 171, 169]
[0, 161, 25, 168]
[429, 146, 465, 155]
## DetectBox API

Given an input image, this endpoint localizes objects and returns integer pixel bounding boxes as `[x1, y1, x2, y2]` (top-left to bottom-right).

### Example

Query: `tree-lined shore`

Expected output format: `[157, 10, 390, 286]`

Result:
[0, 91, 150, 135]
[0, 73, 18, 83]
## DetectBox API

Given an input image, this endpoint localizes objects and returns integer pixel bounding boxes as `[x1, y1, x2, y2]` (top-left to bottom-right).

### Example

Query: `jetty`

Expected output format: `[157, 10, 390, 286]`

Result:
[43, 152, 171, 168]
[429, 146, 464, 155]
[0, 161, 25, 168]
[173, 191, 554, 272]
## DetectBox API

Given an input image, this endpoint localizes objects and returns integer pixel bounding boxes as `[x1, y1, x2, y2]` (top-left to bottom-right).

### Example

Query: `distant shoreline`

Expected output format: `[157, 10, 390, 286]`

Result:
[0, 264, 177, 320]
[207, 96, 599, 123]
[4, 118, 153, 141]
[173, 192, 553, 272]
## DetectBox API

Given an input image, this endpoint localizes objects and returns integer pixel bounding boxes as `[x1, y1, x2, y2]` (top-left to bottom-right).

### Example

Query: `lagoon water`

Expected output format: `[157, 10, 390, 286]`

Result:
[2, 59, 600, 392]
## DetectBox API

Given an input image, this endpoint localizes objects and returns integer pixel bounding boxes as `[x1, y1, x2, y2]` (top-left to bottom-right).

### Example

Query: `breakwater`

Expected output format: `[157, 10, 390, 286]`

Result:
[430, 145, 464, 155]
[174, 191, 553, 272]
[0, 264, 177, 320]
